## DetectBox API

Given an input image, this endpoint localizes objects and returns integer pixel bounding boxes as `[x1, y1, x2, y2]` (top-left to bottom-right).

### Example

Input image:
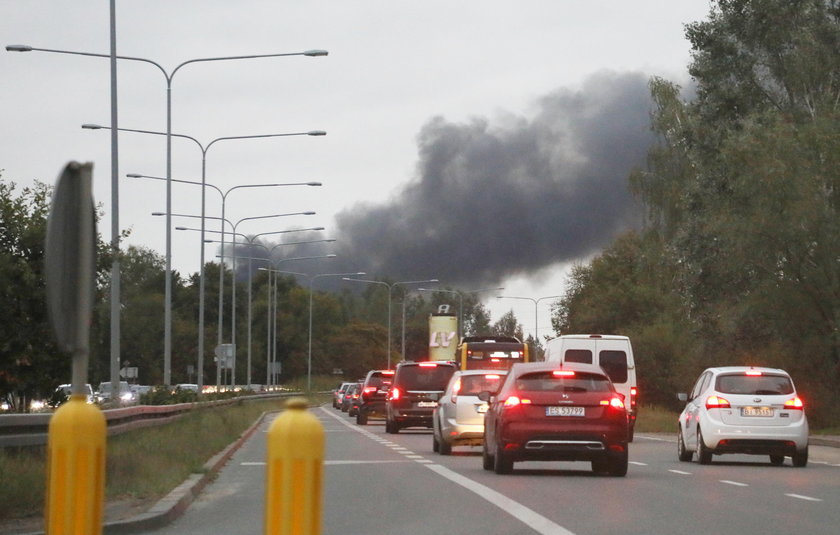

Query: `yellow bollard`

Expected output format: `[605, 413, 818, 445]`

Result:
[45, 395, 106, 535]
[264, 397, 324, 535]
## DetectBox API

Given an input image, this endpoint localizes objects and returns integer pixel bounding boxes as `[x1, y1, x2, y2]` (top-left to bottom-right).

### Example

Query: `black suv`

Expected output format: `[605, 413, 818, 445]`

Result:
[385, 361, 458, 434]
[356, 369, 394, 425]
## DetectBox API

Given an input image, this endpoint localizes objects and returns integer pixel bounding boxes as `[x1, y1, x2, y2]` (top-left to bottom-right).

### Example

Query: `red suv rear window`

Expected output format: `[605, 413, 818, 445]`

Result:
[515, 371, 612, 393]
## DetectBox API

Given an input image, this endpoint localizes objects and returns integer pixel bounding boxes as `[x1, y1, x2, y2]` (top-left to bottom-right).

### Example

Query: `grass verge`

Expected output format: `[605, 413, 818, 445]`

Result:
[634, 404, 678, 434]
[0, 396, 323, 522]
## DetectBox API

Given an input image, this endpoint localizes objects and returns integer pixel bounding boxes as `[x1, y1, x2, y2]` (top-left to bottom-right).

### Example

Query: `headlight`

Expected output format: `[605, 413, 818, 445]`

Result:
[30, 399, 47, 411]
[120, 392, 134, 402]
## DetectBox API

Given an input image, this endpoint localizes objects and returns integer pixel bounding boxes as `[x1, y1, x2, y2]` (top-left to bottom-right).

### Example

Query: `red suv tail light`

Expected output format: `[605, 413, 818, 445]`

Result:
[705, 395, 731, 409]
[784, 397, 804, 410]
[600, 396, 625, 410]
[503, 395, 531, 408]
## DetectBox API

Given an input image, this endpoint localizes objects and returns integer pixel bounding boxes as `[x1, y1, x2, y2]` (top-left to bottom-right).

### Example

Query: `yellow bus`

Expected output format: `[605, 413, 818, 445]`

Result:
[454, 336, 529, 371]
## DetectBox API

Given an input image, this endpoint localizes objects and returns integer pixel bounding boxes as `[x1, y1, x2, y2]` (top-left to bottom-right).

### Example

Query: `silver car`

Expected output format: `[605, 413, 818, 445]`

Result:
[432, 370, 507, 455]
[677, 366, 809, 466]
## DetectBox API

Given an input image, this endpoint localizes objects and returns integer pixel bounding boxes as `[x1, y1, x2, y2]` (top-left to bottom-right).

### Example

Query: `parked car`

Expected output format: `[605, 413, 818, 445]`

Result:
[356, 370, 395, 425]
[385, 361, 458, 434]
[333, 382, 355, 409]
[481, 361, 629, 476]
[543, 334, 638, 440]
[677, 366, 808, 466]
[341, 383, 362, 413]
[432, 370, 507, 455]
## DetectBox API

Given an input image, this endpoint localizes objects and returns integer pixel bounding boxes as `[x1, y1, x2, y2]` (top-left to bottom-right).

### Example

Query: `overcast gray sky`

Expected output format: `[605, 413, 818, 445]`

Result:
[1, 1, 712, 338]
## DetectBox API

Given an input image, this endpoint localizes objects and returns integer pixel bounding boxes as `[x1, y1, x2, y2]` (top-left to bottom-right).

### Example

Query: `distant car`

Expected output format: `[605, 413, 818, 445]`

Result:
[432, 370, 507, 455]
[174, 383, 199, 394]
[356, 370, 394, 425]
[52, 383, 95, 406]
[481, 361, 629, 476]
[96, 381, 133, 403]
[385, 361, 458, 434]
[130, 384, 152, 400]
[333, 382, 355, 409]
[341, 383, 362, 413]
[677, 366, 809, 466]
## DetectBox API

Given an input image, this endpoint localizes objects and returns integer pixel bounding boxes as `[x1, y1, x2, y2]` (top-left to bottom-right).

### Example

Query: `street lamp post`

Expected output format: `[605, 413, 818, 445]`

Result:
[128, 172, 321, 387]
[308, 272, 366, 391]
[8, 43, 328, 387]
[496, 295, 562, 350]
[343, 278, 439, 366]
[179, 225, 324, 386]
[88, 126, 325, 390]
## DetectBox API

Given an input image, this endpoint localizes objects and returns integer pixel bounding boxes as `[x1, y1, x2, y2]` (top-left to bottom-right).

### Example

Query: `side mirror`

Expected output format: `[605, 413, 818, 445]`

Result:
[677, 393, 688, 402]
[477, 391, 491, 402]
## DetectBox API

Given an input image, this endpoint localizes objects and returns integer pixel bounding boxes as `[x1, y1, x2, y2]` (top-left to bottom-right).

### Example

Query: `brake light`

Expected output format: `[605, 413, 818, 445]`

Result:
[383, 370, 395, 376]
[418, 362, 438, 367]
[552, 370, 576, 377]
[451, 378, 461, 403]
[630, 386, 638, 408]
[503, 395, 531, 407]
[705, 395, 731, 409]
[784, 397, 804, 410]
[600, 396, 625, 409]
[745, 370, 762, 376]
[389, 387, 401, 401]
[485, 374, 501, 380]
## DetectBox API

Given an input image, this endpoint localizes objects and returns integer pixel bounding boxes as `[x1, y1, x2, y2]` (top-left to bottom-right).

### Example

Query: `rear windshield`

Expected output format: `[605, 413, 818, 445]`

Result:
[396, 365, 455, 391]
[460, 374, 506, 395]
[515, 371, 613, 393]
[716, 374, 794, 395]
[366, 374, 392, 389]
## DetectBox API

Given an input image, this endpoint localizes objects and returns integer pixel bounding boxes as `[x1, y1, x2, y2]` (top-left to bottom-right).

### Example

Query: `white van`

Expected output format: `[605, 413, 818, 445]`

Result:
[544, 334, 638, 440]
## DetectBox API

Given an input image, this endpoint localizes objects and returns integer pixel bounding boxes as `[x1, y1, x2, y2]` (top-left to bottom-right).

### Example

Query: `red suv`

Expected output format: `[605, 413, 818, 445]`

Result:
[356, 369, 394, 425]
[481, 361, 629, 476]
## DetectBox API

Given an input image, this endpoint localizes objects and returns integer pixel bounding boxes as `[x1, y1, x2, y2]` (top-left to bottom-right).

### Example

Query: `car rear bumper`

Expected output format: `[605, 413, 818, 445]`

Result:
[701, 414, 809, 452]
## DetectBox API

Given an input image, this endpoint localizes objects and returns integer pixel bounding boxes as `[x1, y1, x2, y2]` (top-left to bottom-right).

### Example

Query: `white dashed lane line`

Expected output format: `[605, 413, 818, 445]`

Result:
[785, 493, 823, 502]
[719, 480, 749, 487]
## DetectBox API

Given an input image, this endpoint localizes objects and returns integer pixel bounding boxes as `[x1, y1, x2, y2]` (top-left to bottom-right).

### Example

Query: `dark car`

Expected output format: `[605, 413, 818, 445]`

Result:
[356, 370, 395, 425]
[341, 383, 362, 413]
[481, 361, 629, 476]
[385, 360, 458, 434]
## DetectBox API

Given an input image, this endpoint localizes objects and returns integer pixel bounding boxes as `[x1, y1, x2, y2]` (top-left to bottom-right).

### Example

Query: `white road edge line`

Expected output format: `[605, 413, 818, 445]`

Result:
[668, 469, 692, 475]
[785, 493, 823, 502]
[719, 480, 748, 487]
[320, 407, 577, 535]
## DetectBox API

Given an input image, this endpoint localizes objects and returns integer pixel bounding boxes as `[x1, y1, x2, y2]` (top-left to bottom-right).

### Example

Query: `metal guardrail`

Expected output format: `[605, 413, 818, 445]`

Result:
[0, 392, 301, 448]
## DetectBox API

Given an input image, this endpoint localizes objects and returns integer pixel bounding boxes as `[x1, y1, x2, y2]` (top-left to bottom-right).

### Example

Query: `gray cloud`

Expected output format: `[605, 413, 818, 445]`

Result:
[323, 71, 656, 286]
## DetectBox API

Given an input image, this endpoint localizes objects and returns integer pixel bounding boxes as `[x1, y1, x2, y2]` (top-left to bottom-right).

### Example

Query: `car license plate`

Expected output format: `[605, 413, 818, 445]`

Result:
[546, 406, 585, 417]
[475, 403, 488, 413]
[741, 406, 773, 417]
[417, 401, 437, 408]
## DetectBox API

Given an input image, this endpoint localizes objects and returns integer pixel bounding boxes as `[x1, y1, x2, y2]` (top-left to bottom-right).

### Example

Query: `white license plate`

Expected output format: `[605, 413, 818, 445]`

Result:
[417, 401, 438, 408]
[475, 403, 488, 413]
[546, 406, 585, 417]
[741, 406, 773, 417]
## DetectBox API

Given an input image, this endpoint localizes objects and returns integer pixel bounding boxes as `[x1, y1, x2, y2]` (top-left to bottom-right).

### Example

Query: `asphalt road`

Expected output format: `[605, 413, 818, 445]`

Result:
[140, 406, 840, 535]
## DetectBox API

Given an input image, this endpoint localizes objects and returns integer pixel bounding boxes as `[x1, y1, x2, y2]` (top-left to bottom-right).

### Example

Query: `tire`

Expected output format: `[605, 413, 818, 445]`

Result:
[769, 455, 785, 466]
[677, 427, 693, 462]
[482, 442, 494, 470]
[697, 428, 713, 465]
[432, 432, 440, 453]
[356, 409, 368, 426]
[493, 445, 513, 474]
[386, 419, 399, 434]
[608, 451, 628, 477]
[792, 446, 808, 467]
[628, 421, 635, 442]
[591, 457, 608, 474]
[439, 437, 452, 456]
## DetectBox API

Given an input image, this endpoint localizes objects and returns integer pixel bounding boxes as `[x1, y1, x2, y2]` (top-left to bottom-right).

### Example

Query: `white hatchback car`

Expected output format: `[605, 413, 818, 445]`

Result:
[432, 370, 507, 455]
[677, 366, 808, 466]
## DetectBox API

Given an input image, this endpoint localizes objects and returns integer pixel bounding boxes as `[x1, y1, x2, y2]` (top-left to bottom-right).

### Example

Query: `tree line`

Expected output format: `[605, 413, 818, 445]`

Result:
[0, 182, 526, 411]
[551, 0, 840, 427]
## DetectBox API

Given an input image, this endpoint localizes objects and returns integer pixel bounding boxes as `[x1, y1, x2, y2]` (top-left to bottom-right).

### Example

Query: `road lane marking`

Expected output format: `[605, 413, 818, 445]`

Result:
[241, 460, 414, 466]
[668, 469, 692, 475]
[720, 480, 748, 487]
[785, 493, 822, 502]
[320, 407, 577, 535]
[629, 461, 647, 466]
[425, 464, 576, 535]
